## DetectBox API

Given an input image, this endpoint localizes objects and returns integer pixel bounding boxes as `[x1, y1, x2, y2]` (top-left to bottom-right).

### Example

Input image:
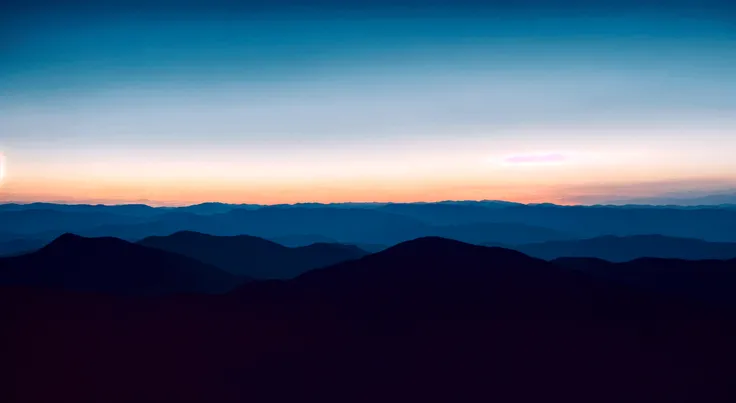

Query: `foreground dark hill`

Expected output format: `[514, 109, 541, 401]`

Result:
[139, 231, 368, 279]
[233, 237, 735, 318]
[0, 234, 242, 295]
[4, 237, 735, 402]
[511, 235, 736, 262]
[554, 255, 736, 306]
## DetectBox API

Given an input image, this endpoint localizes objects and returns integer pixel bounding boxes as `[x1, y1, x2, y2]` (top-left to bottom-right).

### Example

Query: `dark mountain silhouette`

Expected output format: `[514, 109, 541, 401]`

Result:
[4, 237, 735, 402]
[554, 255, 736, 306]
[267, 233, 339, 247]
[509, 235, 736, 262]
[138, 231, 368, 279]
[0, 234, 242, 295]
[349, 243, 389, 253]
[232, 237, 735, 318]
[267, 234, 388, 253]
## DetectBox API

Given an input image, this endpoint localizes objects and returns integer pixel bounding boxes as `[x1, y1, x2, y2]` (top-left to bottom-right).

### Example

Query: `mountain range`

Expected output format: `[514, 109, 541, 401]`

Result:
[0, 234, 243, 295]
[3, 235, 734, 402]
[504, 234, 736, 262]
[605, 192, 736, 206]
[5, 200, 736, 257]
[138, 231, 368, 279]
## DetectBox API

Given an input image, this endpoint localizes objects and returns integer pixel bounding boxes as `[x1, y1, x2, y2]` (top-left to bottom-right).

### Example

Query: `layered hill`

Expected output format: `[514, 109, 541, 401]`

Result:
[138, 231, 368, 279]
[0, 234, 242, 295]
[508, 235, 736, 262]
[4, 237, 734, 402]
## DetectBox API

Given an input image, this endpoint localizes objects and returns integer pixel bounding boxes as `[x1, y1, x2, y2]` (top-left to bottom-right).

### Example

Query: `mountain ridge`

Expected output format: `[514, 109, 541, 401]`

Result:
[0, 233, 243, 295]
[138, 231, 369, 279]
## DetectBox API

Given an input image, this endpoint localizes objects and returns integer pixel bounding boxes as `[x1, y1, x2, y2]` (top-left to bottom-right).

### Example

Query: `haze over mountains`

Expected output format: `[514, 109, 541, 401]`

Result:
[5, 200, 736, 256]
[604, 192, 736, 207]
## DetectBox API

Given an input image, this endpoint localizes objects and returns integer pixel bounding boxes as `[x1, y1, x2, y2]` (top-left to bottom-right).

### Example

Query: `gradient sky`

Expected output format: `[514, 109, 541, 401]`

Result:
[1, 1, 735, 205]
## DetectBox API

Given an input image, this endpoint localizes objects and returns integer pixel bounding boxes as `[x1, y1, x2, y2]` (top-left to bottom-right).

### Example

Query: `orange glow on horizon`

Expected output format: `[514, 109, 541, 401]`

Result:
[2, 174, 735, 207]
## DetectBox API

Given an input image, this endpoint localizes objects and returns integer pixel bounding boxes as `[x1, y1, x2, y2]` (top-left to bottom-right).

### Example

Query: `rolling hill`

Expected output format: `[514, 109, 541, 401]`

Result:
[4, 237, 734, 402]
[509, 235, 736, 262]
[138, 231, 369, 279]
[0, 234, 243, 295]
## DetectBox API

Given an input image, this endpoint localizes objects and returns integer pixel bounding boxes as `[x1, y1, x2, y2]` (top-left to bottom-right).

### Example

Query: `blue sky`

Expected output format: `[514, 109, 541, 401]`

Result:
[1, 1, 735, 204]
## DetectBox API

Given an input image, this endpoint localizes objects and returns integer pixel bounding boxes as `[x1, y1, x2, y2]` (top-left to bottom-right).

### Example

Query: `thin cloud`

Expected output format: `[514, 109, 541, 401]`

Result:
[504, 153, 567, 165]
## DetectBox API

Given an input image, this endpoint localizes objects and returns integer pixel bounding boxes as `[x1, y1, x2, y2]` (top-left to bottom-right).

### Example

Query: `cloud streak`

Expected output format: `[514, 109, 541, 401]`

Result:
[504, 153, 567, 165]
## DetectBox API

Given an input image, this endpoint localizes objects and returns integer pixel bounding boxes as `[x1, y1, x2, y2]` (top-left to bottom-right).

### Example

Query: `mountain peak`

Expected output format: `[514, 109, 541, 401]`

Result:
[43, 233, 89, 249]
[55, 232, 84, 242]
[382, 237, 533, 262]
[40, 233, 136, 257]
[168, 230, 210, 238]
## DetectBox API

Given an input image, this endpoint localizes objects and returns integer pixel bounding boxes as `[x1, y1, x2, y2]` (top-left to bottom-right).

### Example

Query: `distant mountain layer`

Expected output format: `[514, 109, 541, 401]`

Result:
[508, 235, 736, 262]
[0, 234, 243, 295]
[43, 207, 573, 245]
[6, 201, 736, 252]
[138, 231, 369, 279]
[606, 192, 736, 206]
[0, 238, 45, 257]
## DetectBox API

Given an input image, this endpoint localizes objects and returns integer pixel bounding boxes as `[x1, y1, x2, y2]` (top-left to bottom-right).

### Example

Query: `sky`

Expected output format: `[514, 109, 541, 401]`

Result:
[1, 1, 735, 205]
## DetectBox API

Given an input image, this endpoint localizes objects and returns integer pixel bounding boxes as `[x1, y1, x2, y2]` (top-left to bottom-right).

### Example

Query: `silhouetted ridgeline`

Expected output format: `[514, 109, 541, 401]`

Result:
[138, 231, 368, 279]
[2, 236, 735, 402]
[554, 255, 736, 306]
[505, 235, 736, 262]
[0, 234, 244, 295]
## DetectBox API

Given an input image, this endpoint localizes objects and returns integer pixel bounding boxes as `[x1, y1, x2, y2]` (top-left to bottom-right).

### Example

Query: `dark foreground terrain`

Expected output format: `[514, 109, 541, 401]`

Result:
[3, 237, 736, 402]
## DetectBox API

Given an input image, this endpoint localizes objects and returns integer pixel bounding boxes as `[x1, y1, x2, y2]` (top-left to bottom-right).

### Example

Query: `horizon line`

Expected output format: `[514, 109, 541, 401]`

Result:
[0, 198, 734, 209]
